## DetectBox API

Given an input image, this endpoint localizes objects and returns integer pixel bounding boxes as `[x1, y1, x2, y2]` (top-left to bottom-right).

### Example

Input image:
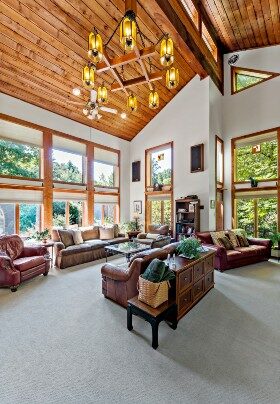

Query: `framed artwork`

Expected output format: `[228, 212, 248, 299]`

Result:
[190, 143, 204, 173]
[133, 200, 142, 214]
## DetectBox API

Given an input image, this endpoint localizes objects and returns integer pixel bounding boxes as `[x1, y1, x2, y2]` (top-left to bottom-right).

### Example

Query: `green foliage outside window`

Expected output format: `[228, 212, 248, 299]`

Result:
[53, 160, 83, 183]
[0, 139, 40, 178]
[236, 74, 263, 92]
[235, 140, 277, 182]
[151, 158, 171, 185]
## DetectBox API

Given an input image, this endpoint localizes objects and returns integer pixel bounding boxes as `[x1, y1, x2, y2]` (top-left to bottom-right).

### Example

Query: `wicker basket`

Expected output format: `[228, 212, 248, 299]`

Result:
[138, 276, 169, 308]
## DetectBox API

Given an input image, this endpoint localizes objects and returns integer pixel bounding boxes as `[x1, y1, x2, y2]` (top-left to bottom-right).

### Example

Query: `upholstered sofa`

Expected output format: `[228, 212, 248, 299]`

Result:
[52, 225, 129, 269]
[0, 235, 50, 291]
[196, 231, 272, 272]
[101, 242, 179, 307]
[137, 224, 171, 248]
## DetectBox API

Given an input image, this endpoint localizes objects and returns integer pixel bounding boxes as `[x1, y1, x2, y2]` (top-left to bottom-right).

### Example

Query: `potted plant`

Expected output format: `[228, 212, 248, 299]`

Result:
[268, 231, 280, 250]
[177, 236, 201, 259]
[30, 228, 51, 243]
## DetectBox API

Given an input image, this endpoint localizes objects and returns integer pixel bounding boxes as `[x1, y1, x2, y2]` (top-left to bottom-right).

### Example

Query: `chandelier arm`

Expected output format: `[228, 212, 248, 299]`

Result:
[105, 18, 123, 48]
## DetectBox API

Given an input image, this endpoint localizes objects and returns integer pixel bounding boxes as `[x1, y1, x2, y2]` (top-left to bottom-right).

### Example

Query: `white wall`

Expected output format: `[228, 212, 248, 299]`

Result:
[0, 93, 131, 223]
[222, 45, 280, 228]
[130, 75, 213, 231]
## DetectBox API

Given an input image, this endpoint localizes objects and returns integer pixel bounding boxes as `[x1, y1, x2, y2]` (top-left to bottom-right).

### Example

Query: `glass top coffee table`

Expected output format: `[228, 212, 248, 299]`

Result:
[105, 241, 150, 262]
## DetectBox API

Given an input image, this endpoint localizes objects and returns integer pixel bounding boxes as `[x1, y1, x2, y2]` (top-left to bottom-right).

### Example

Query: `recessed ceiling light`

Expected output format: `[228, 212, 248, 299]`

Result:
[72, 87, 81, 96]
[120, 112, 127, 119]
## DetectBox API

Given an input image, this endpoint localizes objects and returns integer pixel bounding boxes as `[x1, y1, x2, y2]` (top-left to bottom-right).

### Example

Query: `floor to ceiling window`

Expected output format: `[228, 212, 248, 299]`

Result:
[233, 130, 278, 237]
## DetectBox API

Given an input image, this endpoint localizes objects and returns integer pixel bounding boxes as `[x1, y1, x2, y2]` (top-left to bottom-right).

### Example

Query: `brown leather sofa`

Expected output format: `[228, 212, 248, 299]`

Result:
[52, 225, 129, 269]
[101, 242, 179, 307]
[136, 224, 171, 248]
[0, 235, 50, 291]
[196, 231, 272, 272]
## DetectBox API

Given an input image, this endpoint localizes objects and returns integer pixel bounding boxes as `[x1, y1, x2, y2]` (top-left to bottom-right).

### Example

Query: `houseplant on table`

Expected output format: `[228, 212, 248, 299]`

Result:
[29, 228, 51, 243]
[177, 236, 201, 259]
[268, 231, 280, 249]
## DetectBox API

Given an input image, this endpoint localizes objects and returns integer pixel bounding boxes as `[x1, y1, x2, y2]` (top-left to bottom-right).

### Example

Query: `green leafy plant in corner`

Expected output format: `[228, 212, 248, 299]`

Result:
[141, 259, 175, 283]
[268, 231, 280, 249]
[177, 237, 201, 259]
[121, 219, 142, 232]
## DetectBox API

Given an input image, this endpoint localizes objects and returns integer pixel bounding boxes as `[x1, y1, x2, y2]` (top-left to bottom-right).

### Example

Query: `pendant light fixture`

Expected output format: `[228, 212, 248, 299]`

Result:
[149, 88, 159, 109]
[120, 10, 137, 51]
[88, 28, 103, 64]
[127, 93, 137, 112]
[160, 34, 174, 67]
[97, 83, 108, 104]
[166, 67, 179, 89]
[82, 63, 95, 88]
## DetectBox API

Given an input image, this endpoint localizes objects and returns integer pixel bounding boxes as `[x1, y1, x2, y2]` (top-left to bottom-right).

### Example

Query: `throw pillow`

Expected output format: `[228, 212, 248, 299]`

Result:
[113, 224, 119, 238]
[146, 233, 160, 240]
[232, 228, 247, 238]
[72, 230, 84, 245]
[58, 230, 74, 248]
[237, 234, 250, 247]
[218, 237, 234, 250]
[228, 230, 240, 248]
[99, 227, 114, 240]
[81, 226, 99, 241]
[210, 231, 226, 246]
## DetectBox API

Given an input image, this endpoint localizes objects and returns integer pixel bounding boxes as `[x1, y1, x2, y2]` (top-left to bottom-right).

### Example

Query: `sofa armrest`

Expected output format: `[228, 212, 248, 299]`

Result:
[22, 245, 48, 257]
[101, 263, 130, 282]
[202, 243, 227, 258]
[247, 238, 272, 249]
[118, 233, 126, 238]
[54, 242, 65, 255]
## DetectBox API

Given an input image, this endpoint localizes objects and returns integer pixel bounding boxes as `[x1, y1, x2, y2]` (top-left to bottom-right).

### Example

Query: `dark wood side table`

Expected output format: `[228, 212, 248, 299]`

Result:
[127, 296, 177, 349]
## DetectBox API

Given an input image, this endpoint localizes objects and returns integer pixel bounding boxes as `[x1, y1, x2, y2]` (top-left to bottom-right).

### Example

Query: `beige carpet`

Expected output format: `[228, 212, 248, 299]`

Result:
[0, 258, 279, 404]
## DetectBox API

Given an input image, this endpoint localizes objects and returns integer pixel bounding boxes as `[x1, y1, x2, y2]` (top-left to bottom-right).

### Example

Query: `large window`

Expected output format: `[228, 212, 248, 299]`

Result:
[180, 0, 199, 29]
[234, 133, 278, 182]
[202, 23, 217, 61]
[94, 203, 116, 225]
[0, 204, 15, 235]
[233, 130, 279, 238]
[145, 143, 173, 232]
[52, 135, 86, 184]
[53, 201, 83, 227]
[94, 147, 119, 188]
[19, 204, 41, 236]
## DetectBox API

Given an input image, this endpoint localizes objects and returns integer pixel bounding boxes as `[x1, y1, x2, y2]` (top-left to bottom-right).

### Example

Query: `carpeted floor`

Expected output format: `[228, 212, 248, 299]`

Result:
[0, 258, 279, 404]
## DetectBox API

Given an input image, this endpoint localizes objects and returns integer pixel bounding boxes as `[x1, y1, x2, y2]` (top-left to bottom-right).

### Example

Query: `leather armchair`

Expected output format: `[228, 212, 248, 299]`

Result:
[0, 235, 50, 292]
[136, 224, 171, 248]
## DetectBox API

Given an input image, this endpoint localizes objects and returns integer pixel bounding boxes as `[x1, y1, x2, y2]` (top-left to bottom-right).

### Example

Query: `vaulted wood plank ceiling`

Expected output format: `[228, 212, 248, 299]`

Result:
[200, 0, 280, 51]
[0, 0, 207, 140]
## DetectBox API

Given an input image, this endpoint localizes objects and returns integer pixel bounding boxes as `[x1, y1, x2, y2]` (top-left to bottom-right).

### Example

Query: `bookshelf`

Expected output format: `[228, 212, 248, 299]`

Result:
[175, 198, 200, 241]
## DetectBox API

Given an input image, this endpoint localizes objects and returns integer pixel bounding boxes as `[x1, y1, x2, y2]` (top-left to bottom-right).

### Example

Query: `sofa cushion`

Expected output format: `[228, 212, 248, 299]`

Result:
[81, 226, 99, 241]
[106, 237, 129, 245]
[234, 245, 266, 257]
[99, 227, 115, 240]
[14, 256, 45, 272]
[146, 233, 161, 240]
[0, 235, 24, 260]
[236, 235, 250, 247]
[148, 224, 169, 235]
[218, 236, 234, 250]
[82, 240, 108, 249]
[58, 230, 74, 248]
[228, 230, 240, 248]
[226, 250, 242, 262]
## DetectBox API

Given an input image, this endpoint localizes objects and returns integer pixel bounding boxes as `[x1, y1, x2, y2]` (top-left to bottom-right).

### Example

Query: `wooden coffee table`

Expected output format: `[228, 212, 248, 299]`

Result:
[127, 296, 177, 349]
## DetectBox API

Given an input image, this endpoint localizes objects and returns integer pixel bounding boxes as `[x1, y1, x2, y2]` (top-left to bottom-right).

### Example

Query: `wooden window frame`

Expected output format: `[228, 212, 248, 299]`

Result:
[215, 135, 224, 230]
[231, 127, 280, 233]
[145, 142, 174, 234]
[0, 113, 121, 231]
[231, 66, 280, 95]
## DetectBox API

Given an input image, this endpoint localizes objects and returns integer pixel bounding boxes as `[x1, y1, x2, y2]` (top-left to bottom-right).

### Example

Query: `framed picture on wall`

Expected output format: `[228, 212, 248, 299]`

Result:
[132, 161, 140, 182]
[133, 200, 142, 214]
[190, 143, 204, 173]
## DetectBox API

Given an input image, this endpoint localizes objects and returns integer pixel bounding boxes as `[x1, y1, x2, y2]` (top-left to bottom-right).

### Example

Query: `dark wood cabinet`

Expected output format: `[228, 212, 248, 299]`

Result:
[170, 251, 215, 321]
[175, 198, 200, 241]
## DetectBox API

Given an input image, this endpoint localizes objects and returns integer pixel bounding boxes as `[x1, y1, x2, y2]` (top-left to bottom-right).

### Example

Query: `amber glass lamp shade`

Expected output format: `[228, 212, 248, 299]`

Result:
[160, 35, 174, 67]
[149, 90, 159, 109]
[127, 94, 137, 112]
[88, 30, 103, 64]
[166, 67, 179, 89]
[82, 64, 95, 88]
[97, 84, 108, 104]
[120, 16, 137, 51]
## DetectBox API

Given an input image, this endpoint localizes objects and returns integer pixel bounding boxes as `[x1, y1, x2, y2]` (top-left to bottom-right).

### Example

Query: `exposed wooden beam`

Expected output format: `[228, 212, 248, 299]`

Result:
[111, 71, 163, 91]
[134, 46, 154, 91]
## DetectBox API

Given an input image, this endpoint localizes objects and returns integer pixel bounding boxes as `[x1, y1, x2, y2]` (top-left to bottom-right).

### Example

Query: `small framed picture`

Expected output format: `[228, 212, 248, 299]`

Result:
[133, 200, 142, 214]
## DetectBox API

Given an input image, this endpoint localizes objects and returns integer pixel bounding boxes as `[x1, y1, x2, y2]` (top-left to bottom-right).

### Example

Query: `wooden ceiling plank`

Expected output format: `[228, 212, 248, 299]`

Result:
[229, 0, 257, 48]
[244, 0, 265, 47]
[267, 0, 280, 43]
[260, 0, 276, 44]
[252, 0, 271, 45]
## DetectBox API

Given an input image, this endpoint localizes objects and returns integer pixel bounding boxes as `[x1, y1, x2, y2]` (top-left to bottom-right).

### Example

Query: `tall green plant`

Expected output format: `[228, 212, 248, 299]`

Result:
[177, 237, 201, 259]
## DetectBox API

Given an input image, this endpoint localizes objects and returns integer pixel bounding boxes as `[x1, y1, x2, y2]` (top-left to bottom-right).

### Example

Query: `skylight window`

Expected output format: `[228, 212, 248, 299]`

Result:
[181, 0, 199, 29]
